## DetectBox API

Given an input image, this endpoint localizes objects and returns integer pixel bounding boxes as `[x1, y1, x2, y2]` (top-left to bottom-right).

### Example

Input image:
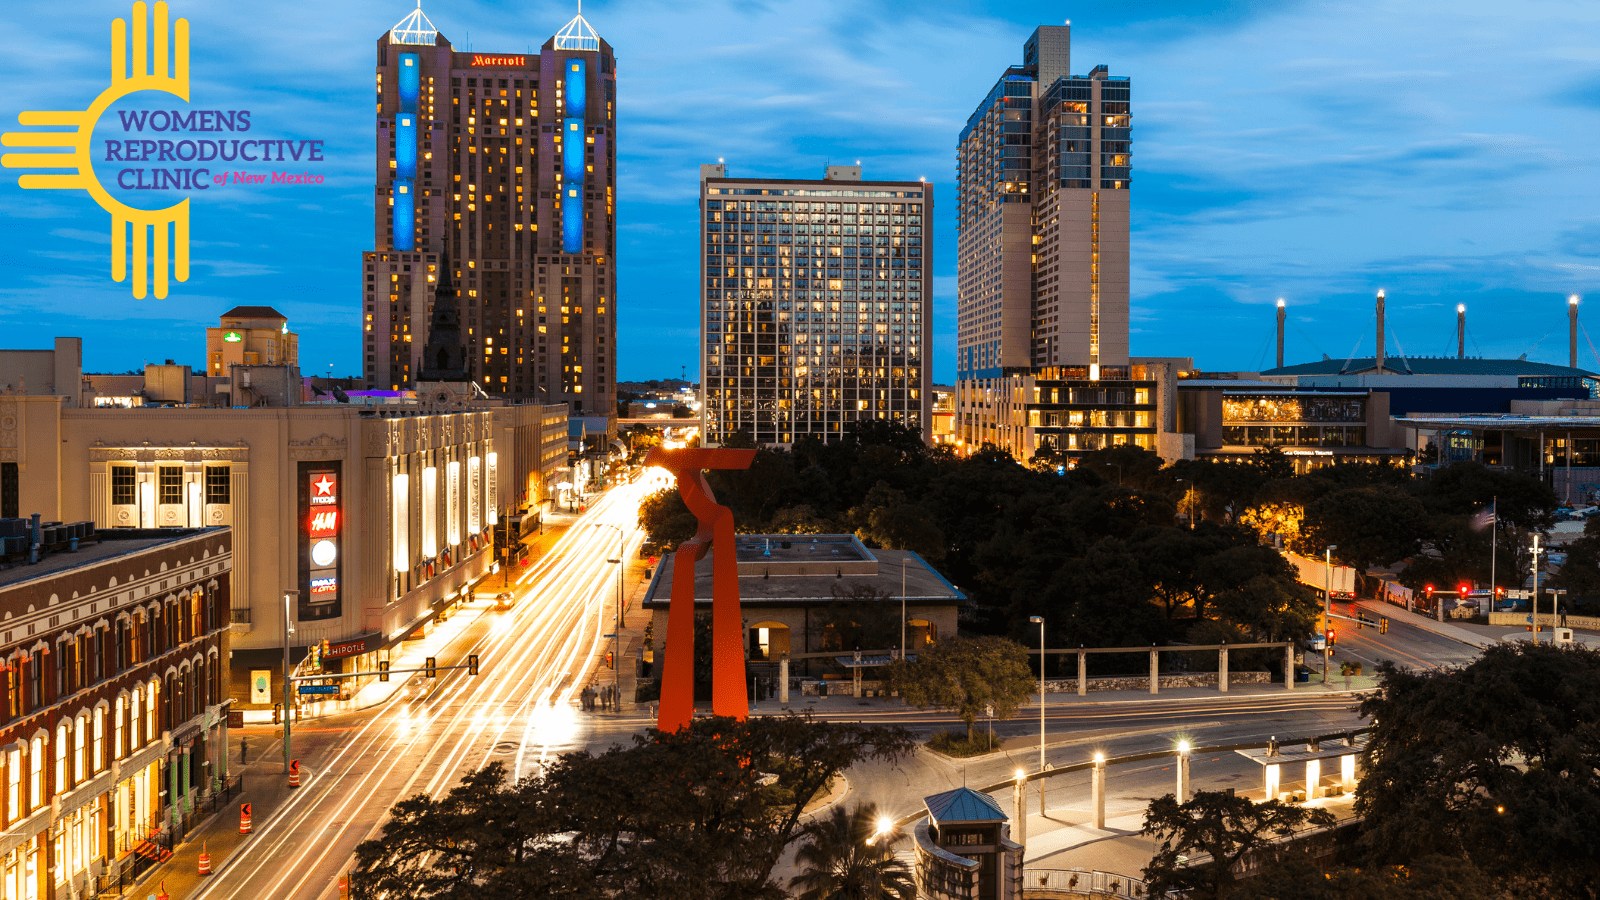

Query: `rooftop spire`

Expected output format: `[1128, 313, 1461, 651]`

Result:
[390, 1, 438, 45]
[553, 5, 600, 51]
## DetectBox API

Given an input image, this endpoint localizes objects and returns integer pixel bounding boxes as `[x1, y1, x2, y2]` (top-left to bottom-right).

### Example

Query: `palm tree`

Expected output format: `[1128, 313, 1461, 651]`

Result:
[789, 802, 917, 900]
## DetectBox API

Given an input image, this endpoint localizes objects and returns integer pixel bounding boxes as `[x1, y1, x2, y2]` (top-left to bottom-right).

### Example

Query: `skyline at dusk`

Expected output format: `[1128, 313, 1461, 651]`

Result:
[2, 0, 1597, 382]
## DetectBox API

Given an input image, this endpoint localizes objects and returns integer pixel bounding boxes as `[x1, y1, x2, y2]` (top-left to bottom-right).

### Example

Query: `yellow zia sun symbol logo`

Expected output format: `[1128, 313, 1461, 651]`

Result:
[2, 1, 191, 299]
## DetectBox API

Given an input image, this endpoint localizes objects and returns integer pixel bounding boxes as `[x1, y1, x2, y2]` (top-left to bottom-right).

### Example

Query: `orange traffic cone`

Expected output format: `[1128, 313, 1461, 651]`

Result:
[240, 802, 252, 834]
[198, 842, 212, 876]
[157, 881, 170, 900]
[288, 758, 301, 788]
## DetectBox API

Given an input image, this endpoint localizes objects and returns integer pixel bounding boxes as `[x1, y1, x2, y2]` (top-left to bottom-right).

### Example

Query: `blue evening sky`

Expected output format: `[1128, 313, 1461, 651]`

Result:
[2, 0, 1598, 383]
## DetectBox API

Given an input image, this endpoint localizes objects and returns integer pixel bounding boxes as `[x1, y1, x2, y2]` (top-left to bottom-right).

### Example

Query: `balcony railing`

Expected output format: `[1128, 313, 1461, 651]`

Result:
[1022, 867, 1149, 898]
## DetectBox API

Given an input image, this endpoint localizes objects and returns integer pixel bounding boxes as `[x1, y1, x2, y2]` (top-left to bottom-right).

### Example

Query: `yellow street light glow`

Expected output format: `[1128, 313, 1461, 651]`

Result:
[877, 816, 892, 835]
[1178, 740, 1190, 754]
[1015, 768, 1025, 781]
[1094, 752, 1105, 764]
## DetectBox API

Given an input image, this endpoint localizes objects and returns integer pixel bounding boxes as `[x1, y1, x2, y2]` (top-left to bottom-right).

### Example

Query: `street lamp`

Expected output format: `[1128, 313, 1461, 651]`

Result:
[1531, 533, 1542, 640]
[1029, 616, 1045, 774]
[1323, 546, 1336, 684]
[282, 589, 298, 774]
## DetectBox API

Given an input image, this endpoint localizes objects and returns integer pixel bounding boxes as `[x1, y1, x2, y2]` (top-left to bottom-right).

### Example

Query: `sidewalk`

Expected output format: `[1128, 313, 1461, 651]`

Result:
[128, 730, 300, 899]
[1356, 599, 1600, 649]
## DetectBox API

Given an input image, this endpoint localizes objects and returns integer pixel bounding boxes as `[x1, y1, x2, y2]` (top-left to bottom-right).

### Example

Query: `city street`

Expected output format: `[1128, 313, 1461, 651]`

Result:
[180, 477, 658, 900]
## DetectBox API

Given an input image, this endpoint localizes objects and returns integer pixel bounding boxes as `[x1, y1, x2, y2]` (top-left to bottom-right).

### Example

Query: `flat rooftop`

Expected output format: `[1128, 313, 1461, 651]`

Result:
[643, 544, 963, 608]
[0, 529, 221, 589]
[733, 535, 869, 564]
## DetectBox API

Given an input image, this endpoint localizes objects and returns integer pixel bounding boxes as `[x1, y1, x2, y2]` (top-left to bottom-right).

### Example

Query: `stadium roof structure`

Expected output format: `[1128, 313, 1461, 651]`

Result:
[1261, 357, 1597, 379]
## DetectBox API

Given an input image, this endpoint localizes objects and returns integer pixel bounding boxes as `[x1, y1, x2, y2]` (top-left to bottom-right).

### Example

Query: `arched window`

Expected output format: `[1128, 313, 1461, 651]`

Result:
[112, 698, 124, 761]
[93, 708, 104, 774]
[146, 679, 159, 738]
[73, 717, 86, 782]
[30, 736, 45, 807]
[6, 747, 20, 821]
[54, 725, 67, 793]
[113, 619, 127, 672]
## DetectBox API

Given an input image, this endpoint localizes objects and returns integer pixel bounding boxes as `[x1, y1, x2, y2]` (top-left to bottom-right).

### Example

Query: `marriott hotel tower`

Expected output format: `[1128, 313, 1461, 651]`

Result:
[363, 5, 617, 420]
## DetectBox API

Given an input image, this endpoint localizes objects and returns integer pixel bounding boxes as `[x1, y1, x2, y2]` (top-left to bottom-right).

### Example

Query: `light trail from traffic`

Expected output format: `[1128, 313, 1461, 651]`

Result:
[195, 472, 666, 900]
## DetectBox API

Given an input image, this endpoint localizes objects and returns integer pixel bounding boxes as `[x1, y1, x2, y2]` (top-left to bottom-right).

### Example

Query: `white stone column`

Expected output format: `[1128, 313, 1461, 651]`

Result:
[1341, 753, 1356, 794]
[1077, 651, 1087, 696]
[1177, 743, 1191, 803]
[1012, 776, 1027, 850]
[1284, 644, 1295, 691]
[1091, 755, 1106, 829]
[1265, 763, 1280, 802]
[1219, 644, 1229, 693]
[1305, 759, 1322, 800]
[779, 655, 790, 704]
[1149, 647, 1159, 694]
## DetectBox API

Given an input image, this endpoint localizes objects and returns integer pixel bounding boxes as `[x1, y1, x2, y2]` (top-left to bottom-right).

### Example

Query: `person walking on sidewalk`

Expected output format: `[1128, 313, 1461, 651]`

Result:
[240, 737, 249, 766]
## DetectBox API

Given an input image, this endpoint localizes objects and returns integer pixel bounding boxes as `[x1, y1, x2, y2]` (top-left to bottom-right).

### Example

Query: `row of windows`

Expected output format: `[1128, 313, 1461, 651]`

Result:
[110, 466, 230, 507]
[1222, 425, 1369, 448]
[1, 661, 217, 829]
[3, 587, 221, 724]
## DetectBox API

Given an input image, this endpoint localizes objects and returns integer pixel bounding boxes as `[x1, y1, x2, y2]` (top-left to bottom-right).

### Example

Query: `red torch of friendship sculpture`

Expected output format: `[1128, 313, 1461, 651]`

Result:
[644, 447, 757, 732]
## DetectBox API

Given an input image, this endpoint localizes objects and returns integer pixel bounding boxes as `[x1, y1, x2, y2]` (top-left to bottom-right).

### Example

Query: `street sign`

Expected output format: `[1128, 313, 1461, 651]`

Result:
[298, 684, 339, 695]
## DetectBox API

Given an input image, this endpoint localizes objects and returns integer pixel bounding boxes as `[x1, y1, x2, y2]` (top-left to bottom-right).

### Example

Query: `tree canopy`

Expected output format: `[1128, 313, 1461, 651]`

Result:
[350, 715, 915, 900]
[885, 635, 1034, 741]
[1141, 790, 1336, 900]
[1355, 642, 1600, 897]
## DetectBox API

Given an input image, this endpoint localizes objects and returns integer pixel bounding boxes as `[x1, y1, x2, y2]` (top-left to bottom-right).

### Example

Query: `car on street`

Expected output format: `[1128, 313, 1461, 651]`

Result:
[1307, 633, 1327, 652]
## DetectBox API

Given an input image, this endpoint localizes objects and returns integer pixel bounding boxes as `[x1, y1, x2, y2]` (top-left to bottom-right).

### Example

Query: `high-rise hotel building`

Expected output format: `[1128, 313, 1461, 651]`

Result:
[956, 25, 1167, 462]
[700, 165, 933, 447]
[362, 5, 617, 422]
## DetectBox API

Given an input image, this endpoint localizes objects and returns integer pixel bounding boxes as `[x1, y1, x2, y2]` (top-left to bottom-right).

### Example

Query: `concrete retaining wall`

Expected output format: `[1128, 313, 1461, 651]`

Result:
[1489, 611, 1600, 629]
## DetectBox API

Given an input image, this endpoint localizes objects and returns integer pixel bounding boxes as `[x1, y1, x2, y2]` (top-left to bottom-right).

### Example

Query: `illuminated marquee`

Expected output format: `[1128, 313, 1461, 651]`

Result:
[299, 464, 342, 621]
[471, 54, 526, 67]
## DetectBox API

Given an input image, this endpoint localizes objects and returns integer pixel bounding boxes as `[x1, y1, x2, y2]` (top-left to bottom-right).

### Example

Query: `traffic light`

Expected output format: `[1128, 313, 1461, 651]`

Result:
[605, 651, 614, 670]
[1357, 614, 1364, 629]
[378, 660, 390, 682]
[1380, 617, 1389, 634]
[425, 656, 437, 679]
[1326, 628, 1336, 647]
[1458, 584, 1471, 600]
[468, 654, 479, 676]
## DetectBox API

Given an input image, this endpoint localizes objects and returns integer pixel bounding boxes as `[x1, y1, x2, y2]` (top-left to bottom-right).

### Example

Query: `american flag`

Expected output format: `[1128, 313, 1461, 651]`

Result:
[1470, 501, 1496, 531]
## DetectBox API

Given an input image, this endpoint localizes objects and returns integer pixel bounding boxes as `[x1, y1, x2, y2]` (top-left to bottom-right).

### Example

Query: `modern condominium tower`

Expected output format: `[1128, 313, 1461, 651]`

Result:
[699, 165, 934, 447]
[956, 25, 1164, 461]
[363, 4, 617, 422]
